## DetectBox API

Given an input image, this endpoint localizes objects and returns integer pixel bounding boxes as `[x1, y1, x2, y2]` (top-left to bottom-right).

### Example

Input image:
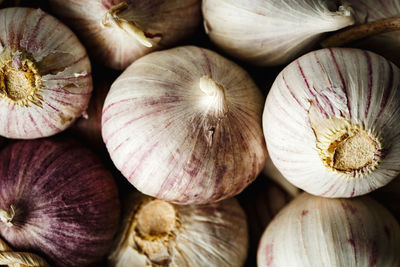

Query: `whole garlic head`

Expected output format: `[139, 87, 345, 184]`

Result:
[102, 46, 267, 204]
[202, 0, 355, 66]
[263, 48, 400, 197]
[49, 0, 201, 70]
[108, 192, 248, 267]
[257, 193, 400, 266]
[0, 7, 92, 139]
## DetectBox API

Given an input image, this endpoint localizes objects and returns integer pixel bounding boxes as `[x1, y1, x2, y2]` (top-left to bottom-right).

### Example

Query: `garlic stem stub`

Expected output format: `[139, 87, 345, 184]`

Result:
[102, 46, 267, 204]
[263, 48, 400, 197]
[0, 8, 92, 139]
[257, 193, 400, 266]
[202, 0, 355, 66]
[0, 139, 120, 267]
[108, 191, 248, 267]
[49, 0, 201, 70]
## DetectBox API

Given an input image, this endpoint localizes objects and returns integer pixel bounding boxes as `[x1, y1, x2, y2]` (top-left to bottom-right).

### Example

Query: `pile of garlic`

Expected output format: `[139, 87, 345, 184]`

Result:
[0, 0, 399, 266]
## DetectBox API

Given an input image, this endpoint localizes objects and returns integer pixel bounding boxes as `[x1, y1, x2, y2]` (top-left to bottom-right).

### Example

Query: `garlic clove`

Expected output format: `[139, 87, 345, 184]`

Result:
[108, 191, 248, 267]
[257, 193, 400, 266]
[102, 46, 267, 204]
[202, 0, 355, 66]
[0, 7, 92, 139]
[263, 48, 400, 197]
[49, 0, 201, 70]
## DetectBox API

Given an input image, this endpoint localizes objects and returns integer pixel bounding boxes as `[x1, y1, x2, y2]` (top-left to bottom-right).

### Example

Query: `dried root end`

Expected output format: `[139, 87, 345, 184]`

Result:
[315, 121, 382, 177]
[0, 51, 42, 107]
[130, 199, 179, 265]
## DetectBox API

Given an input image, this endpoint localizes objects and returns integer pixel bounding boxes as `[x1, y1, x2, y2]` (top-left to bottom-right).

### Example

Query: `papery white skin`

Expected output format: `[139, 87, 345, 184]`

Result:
[347, 0, 400, 66]
[102, 46, 267, 204]
[263, 48, 400, 197]
[109, 192, 248, 267]
[257, 193, 400, 266]
[0, 8, 92, 139]
[202, 0, 354, 66]
[49, 0, 201, 70]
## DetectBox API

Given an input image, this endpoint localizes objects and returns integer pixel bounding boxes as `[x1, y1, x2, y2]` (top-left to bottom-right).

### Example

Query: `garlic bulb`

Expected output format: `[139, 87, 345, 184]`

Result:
[257, 193, 400, 266]
[108, 191, 248, 267]
[264, 48, 400, 197]
[202, 0, 355, 66]
[102, 46, 267, 204]
[49, 0, 201, 70]
[0, 8, 92, 139]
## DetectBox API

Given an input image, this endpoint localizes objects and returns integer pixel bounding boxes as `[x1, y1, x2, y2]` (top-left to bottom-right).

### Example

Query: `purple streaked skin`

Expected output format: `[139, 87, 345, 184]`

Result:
[263, 48, 400, 197]
[257, 193, 400, 267]
[0, 8, 92, 139]
[102, 46, 267, 204]
[0, 139, 120, 267]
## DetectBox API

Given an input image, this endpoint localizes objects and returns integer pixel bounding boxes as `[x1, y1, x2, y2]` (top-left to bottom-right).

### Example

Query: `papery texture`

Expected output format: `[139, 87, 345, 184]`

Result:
[202, 0, 354, 66]
[0, 8, 92, 139]
[49, 0, 201, 70]
[109, 192, 248, 267]
[263, 48, 400, 197]
[257, 193, 400, 267]
[0, 139, 120, 267]
[347, 0, 400, 66]
[102, 46, 267, 204]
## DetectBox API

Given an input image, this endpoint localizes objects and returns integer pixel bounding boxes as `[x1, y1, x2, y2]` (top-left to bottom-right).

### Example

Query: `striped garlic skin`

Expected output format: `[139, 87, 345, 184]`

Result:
[257, 193, 400, 267]
[348, 0, 400, 66]
[49, 0, 201, 70]
[102, 46, 267, 204]
[263, 48, 400, 197]
[202, 0, 354, 66]
[0, 8, 92, 139]
[109, 192, 248, 267]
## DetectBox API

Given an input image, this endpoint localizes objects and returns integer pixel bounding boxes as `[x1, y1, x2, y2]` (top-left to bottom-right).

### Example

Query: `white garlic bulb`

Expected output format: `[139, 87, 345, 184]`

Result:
[257, 193, 400, 267]
[0, 7, 92, 139]
[202, 0, 355, 66]
[108, 191, 248, 267]
[49, 0, 201, 70]
[263, 48, 400, 197]
[102, 46, 267, 204]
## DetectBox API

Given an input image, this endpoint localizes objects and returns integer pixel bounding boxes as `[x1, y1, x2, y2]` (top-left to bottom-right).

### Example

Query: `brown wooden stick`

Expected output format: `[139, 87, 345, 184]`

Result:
[321, 16, 400, 47]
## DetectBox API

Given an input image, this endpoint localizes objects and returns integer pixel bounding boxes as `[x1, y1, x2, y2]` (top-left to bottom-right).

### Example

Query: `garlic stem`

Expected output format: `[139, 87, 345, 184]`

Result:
[102, 1, 152, 48]
[199, 75, 228, 117]
[0, 205, 15, 227]
[321, 16, 400, 47]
